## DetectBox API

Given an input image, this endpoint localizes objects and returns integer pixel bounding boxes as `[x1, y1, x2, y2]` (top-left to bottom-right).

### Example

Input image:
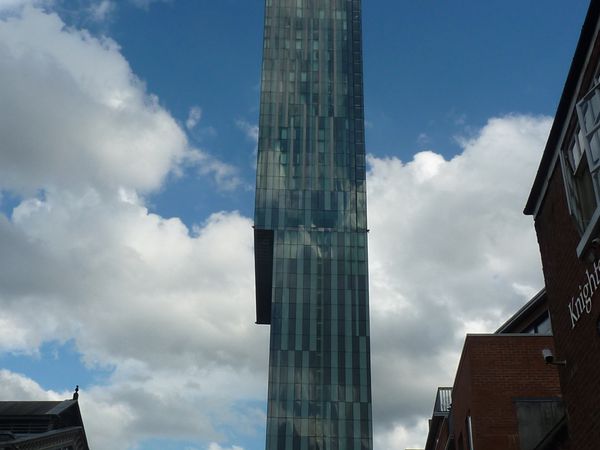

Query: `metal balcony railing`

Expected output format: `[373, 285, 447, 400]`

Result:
[433, 387, 452, 417]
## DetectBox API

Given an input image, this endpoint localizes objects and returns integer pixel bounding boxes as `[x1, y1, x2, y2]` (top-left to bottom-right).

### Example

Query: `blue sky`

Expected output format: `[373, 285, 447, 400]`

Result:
[76, 0, 588, 226]
[0, 1, 590, 449]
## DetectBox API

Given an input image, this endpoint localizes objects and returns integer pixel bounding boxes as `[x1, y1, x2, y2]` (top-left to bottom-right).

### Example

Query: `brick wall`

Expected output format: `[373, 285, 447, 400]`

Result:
[450, 335, 561, 450]
[432, 418, 450, 450]
[534, 164, 600, 450]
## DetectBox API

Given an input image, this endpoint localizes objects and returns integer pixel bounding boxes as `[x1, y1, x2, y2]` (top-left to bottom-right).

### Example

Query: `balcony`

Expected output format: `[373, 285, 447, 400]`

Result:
[433, 387, 452, 417]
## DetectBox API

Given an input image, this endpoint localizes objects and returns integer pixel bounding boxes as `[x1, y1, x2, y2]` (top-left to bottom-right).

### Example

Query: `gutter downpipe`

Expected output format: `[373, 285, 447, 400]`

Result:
[467, 416, 475, 450]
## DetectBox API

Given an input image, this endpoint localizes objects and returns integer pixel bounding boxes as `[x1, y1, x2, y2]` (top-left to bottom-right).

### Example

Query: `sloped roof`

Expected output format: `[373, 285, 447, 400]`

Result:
[0, 402, 65, 416]
[495, 288, 547, 333]
[0, 400, 88, 449]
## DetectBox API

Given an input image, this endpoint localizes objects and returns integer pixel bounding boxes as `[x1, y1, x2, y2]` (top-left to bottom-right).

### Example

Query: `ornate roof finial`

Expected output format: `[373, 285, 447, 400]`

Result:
[73, 385, 79, 400]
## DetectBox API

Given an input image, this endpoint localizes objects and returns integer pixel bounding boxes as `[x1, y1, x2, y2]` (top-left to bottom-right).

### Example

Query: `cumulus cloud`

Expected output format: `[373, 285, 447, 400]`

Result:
[2, 194, 266, 444]
[0, 6, 257, 449]
[0, 0, 45, 12]
[367, 114, 549, 447]
[0, 4, 550, 450]
[0, 111, 550, 450]
[0, 370, 63, 400]
[1, 188, 266, 449]
[2, 364, 263, 450]
[0, 6, 238, 194]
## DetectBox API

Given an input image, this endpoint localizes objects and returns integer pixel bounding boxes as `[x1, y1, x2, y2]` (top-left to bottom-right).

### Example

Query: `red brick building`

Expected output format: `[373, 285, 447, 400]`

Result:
[525, 1, 600, 449]
[423, 291, 567, 450]
[448, 335, 563, 450]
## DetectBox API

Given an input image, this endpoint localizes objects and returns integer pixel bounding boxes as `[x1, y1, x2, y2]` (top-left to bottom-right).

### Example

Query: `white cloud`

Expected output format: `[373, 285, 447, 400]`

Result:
[374, 420, 429, 450]
[0, 0, 46, 12]
[236, 119, 259, 167]
[0, 4, 551, 450]
[0, 6, 238, 194]
[416, 132, 431, 147]
[128, 0, 169, 10]
[0, 6, 180, 193]
[208, 444, 245, 450]
[89, 0, 114, 21]
[185, 106, 221, 145]
[235, 119, 259, 145]
[189, 151, 243, 191]
[0, 6, 256, 449]
[0, 110, 550, 450]
[367, 114, 549, 446]
[0, 370, 62, 400]
[1, 189, 267, 449]
[187, 106, 203, 130]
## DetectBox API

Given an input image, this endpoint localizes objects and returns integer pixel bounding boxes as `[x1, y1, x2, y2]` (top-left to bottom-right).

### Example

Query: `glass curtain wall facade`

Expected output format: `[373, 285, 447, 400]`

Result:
[253, 0, 372, 449]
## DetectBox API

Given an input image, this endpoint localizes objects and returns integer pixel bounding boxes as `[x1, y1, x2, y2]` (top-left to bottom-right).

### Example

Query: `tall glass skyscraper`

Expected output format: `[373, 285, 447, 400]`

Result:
[253, 1, 372, 449]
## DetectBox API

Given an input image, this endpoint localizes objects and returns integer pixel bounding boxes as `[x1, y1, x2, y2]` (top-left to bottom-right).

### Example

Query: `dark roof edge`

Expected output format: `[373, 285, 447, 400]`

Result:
[495, 287, 546, 333]
[72, 400, 90, 450]
[524, 0, 600, 215]
[46, 399, 78, 415]
[464, 332, 553, 338]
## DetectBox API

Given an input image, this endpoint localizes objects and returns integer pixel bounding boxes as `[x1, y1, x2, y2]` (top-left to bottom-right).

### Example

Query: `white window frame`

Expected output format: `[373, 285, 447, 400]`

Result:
[562, 80, 600, 257]
[577, 79, 600, 172]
